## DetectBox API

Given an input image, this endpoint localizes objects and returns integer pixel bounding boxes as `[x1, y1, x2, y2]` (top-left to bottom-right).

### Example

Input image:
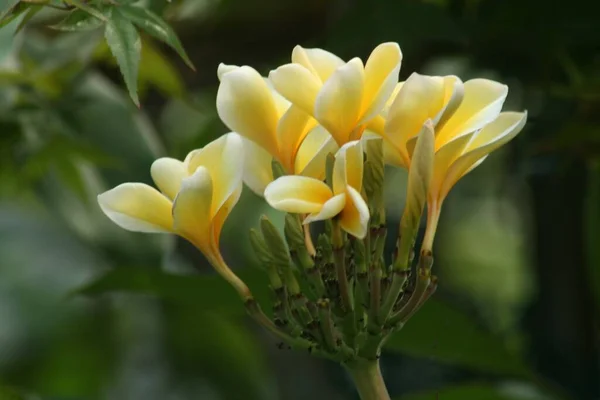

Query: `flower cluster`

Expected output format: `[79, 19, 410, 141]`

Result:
[98, 42, 526, 365]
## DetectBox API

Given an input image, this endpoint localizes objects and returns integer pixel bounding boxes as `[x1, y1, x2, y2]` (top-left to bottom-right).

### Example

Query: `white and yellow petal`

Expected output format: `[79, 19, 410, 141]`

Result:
[360, 42, 402, 124]
[440, 111, 527, 199]
[295, 126, 339, 179]
[217, 63, 239, 81]
[314, 58, 365, 145]
[276, 105, 316, 172]
[435, 78, 508, 147]
[172, 167, 213, 250]
[186, 133, 244, 218]
[333, 140, 363, 195]
[150, 157, 187, 200]
[291, 45, 345, 82]
[217, 66, 280, 155]
[98, 183, 174, 233]
[303, 193, 346, 224]
[264, 176, 333, 214]
[338, 186, 370, 238]
[240, 138, 274, 196]
[269, 64, 322, 116]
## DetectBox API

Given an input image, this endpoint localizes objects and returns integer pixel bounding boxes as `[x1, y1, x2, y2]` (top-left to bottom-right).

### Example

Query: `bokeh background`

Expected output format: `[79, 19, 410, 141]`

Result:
[0, 0, 599, 399]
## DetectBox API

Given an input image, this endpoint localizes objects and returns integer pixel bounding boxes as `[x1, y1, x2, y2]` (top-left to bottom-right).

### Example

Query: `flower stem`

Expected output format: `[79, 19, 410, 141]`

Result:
[422, 200, 442, 252]
[304, 223, 316, 256]
[345, 359, 390, 400]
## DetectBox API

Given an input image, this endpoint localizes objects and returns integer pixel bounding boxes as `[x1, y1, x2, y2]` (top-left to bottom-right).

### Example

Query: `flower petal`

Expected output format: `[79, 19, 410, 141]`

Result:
[172, 167, 213, 250]
[333, 140, 363, 195]
[211, 185, 243, 249]
[269, 64, 322, 116]
[384, 73, 446, 163]
[276, 105, 317, 172]
[314, 58, 365, 145]
[264, 176, 333, 214]
[360, 42, 402, 124]
[150, 157, 187, 200]
[240, 138, 274, 196]
[429, 133, 474, 201]
[296, 126, 339, 179]
[217, 66, 279, 156]
[435, 75, 464, 129]
[217, 63, 239, 81]
[303, 193, 346, 224]
[440, 111, 527, 199]
[186, 133, 244, 218]
[291, 45, 345, 82]
[339, 186, 370, 238]
[435, 78, 508, 147]
[98, 183, 173, 233]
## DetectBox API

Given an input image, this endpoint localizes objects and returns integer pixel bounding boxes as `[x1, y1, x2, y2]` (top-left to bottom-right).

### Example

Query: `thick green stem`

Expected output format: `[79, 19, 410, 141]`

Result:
[345, 359, 390, 400]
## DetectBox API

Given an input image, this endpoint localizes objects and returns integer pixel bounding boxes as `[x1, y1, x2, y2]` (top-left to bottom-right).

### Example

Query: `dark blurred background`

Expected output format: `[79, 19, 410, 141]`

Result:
[0, 0, 599, 399]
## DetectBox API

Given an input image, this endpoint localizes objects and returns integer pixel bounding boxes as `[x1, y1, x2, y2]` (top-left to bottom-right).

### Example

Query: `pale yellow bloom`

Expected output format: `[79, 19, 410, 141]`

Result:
[269, 43, 402, 146]
[382, 73, 527, 249]
[97, 133, 250, 297]
[264, 141, 369, 238]
[216, 64, 336, 195]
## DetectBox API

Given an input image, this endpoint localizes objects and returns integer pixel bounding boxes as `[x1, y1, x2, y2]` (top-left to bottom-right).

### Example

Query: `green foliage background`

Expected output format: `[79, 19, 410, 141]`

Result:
[0, 0, 598, 399]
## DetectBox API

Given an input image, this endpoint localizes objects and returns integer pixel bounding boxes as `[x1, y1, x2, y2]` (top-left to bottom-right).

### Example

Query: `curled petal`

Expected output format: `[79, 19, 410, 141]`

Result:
[333, 140, 363, 195]
[315, 58, 365, 145]
[172, 167, 213, 251]
[303, 193, 346, 224]
[436, 78, 508, 147]
[98, 183, 173, 233]
[217, 63, 239, 81]
[339, 186, 370, 238]
[211, 185, 243, 249]
[296, 126, 339, 179]
[291, 45, 345, 82]
[384, 73, 446, 162]
[264, 176, 333, 214]
[240, 138, 274, 196]
[440, 111, 527, 199]
[217, 66, 279, 155]
[435, 76, 464, 129]
[150, 157, 187, 200]
[186, 133, 244, 218]
[429, 133, 474, 201]
[360, 42, 402, 124]
[269, 64, 322, 116]
[276, 105, 316, 172]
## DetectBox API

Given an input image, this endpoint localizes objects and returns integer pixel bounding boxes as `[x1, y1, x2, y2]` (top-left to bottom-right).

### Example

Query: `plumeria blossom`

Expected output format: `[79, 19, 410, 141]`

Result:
[216, 64, 337, 195]
[264, 140, 369, 238]
[269, 43, 402, 146]
[382, 72, 527, 249]
[97, 133, 251, 298]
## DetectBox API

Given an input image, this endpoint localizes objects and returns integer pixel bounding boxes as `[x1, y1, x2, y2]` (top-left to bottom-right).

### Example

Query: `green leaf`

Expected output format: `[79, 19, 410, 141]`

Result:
[0, 1, 28, 29]
[64, 0, 108, 22]
[50, 9, 104, 31]
[396, 382, 542, 400]
[119, 4, 195, 70]
[104, 7, 141, 106]
[385, 299, 532, 378]
[14, 4, 42, 33]
[138, 37, 184, 98]
[75, 267, 271, 314]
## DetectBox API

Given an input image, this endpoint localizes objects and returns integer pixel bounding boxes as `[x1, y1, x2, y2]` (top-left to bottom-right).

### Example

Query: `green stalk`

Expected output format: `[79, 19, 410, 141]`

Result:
[345, 359, 390, 400]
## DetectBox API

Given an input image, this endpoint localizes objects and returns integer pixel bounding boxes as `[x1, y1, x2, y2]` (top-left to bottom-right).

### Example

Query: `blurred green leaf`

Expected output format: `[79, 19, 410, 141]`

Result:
[167, 309, 271, 400]
[14, 4, 41, 33]
[119, 4, 195, 70]
[50, 9, 104, 31]
[0, 0, 28, 29]
[138, 37, 184, 98]
[64, 0, 108, 22]
[75, 267, 271, 314]
[104, 7, 141, 106]
[385, 298, 532, 378]
[0, 384, 24, 400]
[396, 382, 539, 400]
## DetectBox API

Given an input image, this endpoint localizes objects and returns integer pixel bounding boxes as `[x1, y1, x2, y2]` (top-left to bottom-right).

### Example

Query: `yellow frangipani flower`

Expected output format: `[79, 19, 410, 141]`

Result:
[264, 141, 369, 239]
[216, 64, 337, 195]
[269, 43, 402, 147]
[382, 73, 527, 249]
[97, 133, 251, 298]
